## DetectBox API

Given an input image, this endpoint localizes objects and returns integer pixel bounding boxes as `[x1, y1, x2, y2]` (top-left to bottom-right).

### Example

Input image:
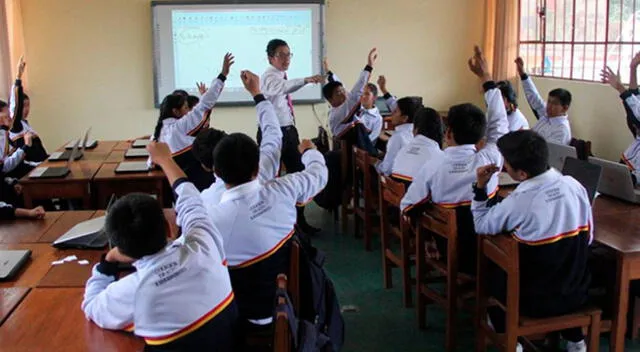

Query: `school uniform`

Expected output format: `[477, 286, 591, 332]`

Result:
[206, 113, 328, 324]
[400, 81, 508, 273]
[0, 202, 17, 220]
[200, 96, 282, 206]
[390, 135, 443, 183]
[620, 90, 640, 181]
[8, 79, 47, 162]
[157, 76, 224, 191]
[356, 106, 383, 142]
[520, 74, 572, 145]
[82, 180, 237, 351]
[472, 168, 592, 340]
[0, 127, 28, 175]
[326, 67, 372, 138]
[508, 108, 530, 131]
[376, 123, 414, 176]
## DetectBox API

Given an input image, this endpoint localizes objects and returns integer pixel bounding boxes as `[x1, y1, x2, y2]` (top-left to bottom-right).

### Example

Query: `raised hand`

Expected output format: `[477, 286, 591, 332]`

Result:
[298, 139, 316, 154]
[16, 56, 26, 79]
[240, 70, 261, 96]
[377, 75, 388, 94]
[146, 141, 173, 167]
[631, 52, 640, 68]
[221, 53, 235, 77]
[468, 46, 491, 81]
[601, 66, 625, 93]
[323, 58, 329, 73]
[367, 48, 378, 67]
[24, 132, 34, 147]
[515, 57, 526, 77]
[196, 82, 207, 95]
[475, 164, 500, 189]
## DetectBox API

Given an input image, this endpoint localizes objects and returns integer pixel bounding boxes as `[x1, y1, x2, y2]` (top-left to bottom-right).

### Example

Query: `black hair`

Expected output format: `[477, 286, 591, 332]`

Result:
[0, 100, 7, 110]
[172, 89, 189, 98]
[366, 83, 378, 97]
[105, 193, 168, 259]
[187, 95, 200, 109]
[549, 88, 572, 107]
[153, 94, 187, 141]
[192, 128, 228, 170]
[396, 97, 423, 123]
[213, 133, 259, 186]
[414, 107, 444, 148]
[497, 130, 549, 178]
[446, 103, 487, 145]
[497, 80, 518, 109]
[266, 39, 288, 57]
[23, 94, 30, 101]
[322, 81, 344, 101]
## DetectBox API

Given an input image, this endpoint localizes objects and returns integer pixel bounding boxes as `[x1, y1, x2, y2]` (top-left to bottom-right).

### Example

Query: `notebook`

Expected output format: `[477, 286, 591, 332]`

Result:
[115, 161, 152, 173]
[131, 139, 151, 148]
[49, 128, 92, 161]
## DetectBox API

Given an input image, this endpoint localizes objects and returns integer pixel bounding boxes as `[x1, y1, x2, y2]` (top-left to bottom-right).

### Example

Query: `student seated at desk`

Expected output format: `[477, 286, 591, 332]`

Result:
[400, 46, 508, 274]
[497, 80, 529, 131]
[9, 58, 48, 163]
[516, 57, 572, 145]
[472, 130, 592, 352]
[390, 107, 444, 183]
[206, 70, 327, 340]
[0, 201, 44, 220]
[82, 141, 237, 351]
[151, 53, 234, 191]
[192, 128, 229, 205]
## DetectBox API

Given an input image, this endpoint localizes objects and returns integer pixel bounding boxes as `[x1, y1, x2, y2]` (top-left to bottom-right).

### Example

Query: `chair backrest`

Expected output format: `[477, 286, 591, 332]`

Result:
[289, 240, 300, 313]
[353, 146, 369, 172]
[379, 175, 406, 208]
[274, 274, 292, 352]
[418, 203, 457, 241]
[570, 138, 593, 161]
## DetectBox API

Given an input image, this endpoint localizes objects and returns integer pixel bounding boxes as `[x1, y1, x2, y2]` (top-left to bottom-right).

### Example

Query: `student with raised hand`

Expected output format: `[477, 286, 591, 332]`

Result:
[0, 111, 33, 176]
[516, 57, 572, 145]
[472, 131, 592, 352]
[152, 53, 234, 191]
[377, 75, 398, 113]
[206, 70, 327, 342]
[9, 57, 48, 162]
[375, 96, 423, 176]
[601, 57, 640, 180]
[497, 80, 530, 131]
[82, 141, 237, 351]
[400, 46, 509, 274]
[391, 107, 444, 183]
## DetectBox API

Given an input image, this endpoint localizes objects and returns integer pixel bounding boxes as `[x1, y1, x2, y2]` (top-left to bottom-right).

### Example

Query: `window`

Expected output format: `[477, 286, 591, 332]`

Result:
[519, 0, 640, 82]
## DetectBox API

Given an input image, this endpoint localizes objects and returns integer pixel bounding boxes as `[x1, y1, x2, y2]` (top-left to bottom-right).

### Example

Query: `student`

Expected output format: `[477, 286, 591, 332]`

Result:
[601, 58, 640, 180]
[82, 141, 237, 351]
[0, 107, 33, 177]
[8, 58, 48, 162]
[400, 46, 508, 274]
[375, 97, 423, 176]
[391, 107, 444, 183]
[472, 130, 592, 352]
[497, 80, 530, 131]
[207, 70, 327, 337]
[152, 53, 234, 191]
[0, 202, 44, 220]
[260, 39, 324, 234]
[516, 57, 572, 145]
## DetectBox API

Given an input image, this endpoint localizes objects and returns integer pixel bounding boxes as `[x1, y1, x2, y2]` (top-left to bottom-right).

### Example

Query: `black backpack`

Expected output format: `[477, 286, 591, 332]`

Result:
[294, 234, 345, 351]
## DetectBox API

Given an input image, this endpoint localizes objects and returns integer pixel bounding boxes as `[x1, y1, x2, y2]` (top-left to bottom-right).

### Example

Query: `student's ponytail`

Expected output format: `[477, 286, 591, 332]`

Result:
[154, 94, 187, 141]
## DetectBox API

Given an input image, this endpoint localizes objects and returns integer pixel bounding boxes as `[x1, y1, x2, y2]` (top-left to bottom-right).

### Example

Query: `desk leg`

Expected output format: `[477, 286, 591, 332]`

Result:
[612, 254, 630, 352]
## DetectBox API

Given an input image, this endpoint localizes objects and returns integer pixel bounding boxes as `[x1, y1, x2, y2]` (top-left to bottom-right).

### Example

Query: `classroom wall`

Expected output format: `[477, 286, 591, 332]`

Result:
[517, 77, 633, 161]
[19, 0, 486, 150]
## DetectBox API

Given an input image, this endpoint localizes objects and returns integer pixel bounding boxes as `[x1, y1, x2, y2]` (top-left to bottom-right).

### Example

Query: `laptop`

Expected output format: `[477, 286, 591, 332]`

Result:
[115, 160, 152, 174]
[64, 137, 97, 150]
[131, 139, 151, 148]
[547, 142, 578, 171]
[0, 249, 31, 280]
[52, 195, 116, 249]
[375, 97, 392, 117]
[49, 128, 91, 161]
[561, 157, 602, 204]
[124, 148, 150, 158]
[29, 140, 79, 179]
[588, 156, 640, 204]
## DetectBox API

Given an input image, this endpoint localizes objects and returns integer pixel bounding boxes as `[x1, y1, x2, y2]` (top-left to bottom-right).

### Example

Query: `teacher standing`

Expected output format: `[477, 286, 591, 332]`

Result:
[260, 39, 324, 234]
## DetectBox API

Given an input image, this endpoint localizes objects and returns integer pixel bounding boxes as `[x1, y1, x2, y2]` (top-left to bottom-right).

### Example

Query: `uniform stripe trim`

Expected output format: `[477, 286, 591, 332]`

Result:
[512, 225, 589, 246]
[231, 229, 295, 269]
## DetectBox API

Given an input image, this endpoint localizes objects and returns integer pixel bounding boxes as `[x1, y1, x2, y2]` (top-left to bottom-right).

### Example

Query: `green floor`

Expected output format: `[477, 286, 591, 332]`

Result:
[305, 204, 640, 352]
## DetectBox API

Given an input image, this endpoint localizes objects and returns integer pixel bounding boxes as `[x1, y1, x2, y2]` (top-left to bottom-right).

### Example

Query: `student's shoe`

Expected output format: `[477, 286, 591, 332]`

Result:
[566, 340, 587, 352]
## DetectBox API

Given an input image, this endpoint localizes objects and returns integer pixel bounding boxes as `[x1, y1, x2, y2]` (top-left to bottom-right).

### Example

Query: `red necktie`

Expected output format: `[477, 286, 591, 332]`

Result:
[284, 73, 295, 124]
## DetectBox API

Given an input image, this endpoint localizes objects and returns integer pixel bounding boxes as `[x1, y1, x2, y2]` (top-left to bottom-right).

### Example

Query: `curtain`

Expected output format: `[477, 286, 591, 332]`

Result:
[484, 0, 520, 81]
[0, 0, 26, 100]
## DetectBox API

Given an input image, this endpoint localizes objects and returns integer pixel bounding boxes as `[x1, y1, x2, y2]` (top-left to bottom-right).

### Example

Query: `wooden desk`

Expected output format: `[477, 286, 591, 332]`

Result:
[20, 161, 102, 208]
[113, 141, 132, 151]
[55, 141, 120, 162]
[0, 244, 57, 289]
[92, 163, 166, 209]
[0, 287, 29, 326]
[0, 212, 63, 244]
[38, 211, 96, 243]
[0, 288, 144, 351]
[105, 150, 125, 163]
[38, 249, 104, 288]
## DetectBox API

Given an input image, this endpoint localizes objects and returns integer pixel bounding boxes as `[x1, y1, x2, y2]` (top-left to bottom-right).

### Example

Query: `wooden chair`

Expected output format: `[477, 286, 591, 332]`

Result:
[288, 239, 300, 313]
[274, 274, 293, 352]
[415, 203, 474, 352]
[352, 146, 380, 251]
[379, 175, 413, 307]
[476, 235, 602, 352]
[570, 138, 593, 161]
[338, 139, 353, 234]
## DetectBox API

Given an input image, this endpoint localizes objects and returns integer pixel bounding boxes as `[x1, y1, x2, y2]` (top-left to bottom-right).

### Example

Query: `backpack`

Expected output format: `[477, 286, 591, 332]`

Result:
[313, 150, 342, 210]
[294, 234, 345, 351]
